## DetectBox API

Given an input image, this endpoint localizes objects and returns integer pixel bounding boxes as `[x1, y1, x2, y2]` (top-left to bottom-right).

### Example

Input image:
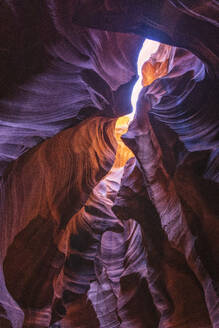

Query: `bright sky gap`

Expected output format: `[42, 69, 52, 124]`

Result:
[130, 39, 160, 118]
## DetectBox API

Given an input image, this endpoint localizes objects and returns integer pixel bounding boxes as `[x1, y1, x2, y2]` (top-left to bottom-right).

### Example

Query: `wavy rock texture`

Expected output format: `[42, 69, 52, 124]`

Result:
[0, 1, 218, 328]
[88, 169, 159, 328]
[72, 0, 219, 77]
[141, 48, 218, 175]
[113, 158, 213, 327]
[113, 89, 219, 326]
[0, 1, 143, 176]
[0, 116, 117, 327]
[49, 169, 124, 328]
[49, 168, 157, 328]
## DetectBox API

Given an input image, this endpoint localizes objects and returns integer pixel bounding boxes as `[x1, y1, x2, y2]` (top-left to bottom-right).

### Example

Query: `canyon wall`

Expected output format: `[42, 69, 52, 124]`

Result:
[0, 1, 218, 327]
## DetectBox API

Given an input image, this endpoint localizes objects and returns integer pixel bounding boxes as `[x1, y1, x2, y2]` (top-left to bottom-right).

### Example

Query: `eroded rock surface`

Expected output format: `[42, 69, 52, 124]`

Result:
[0, 1, 218, 327]
[113, 85, 219, 327]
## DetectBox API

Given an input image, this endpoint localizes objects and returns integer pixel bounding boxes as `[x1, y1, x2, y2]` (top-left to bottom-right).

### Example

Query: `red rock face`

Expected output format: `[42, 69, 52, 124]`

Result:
[0, 1, 218, 328]
[0, 117, 117, 326]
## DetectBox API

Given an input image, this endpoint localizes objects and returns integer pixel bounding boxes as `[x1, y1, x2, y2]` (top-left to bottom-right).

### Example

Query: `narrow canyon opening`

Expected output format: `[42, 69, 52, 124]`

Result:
[0, 3, 218, 328]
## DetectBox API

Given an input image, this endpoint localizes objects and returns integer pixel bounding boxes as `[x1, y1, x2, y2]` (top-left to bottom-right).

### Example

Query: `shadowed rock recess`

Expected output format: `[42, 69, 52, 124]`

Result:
[0, 1, 218, 327]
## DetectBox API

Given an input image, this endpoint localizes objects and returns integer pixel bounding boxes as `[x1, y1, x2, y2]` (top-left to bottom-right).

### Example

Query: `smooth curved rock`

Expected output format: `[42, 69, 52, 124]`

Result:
[72, 0, 219, 77]
[88, 168, 158, 328]
[0, 116, 117, 327]
[0, 1, 218, 327]
[113, 89, 219, 327]
[0, 1, 143, 176]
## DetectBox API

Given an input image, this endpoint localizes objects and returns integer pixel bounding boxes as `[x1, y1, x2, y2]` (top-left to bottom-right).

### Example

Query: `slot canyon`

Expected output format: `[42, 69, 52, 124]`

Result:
[0, 1, 218, 327]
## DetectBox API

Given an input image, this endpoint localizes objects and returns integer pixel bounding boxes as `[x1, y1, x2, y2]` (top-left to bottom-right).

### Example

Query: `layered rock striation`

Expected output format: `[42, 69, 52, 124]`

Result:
[0, 1, 218, 327]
